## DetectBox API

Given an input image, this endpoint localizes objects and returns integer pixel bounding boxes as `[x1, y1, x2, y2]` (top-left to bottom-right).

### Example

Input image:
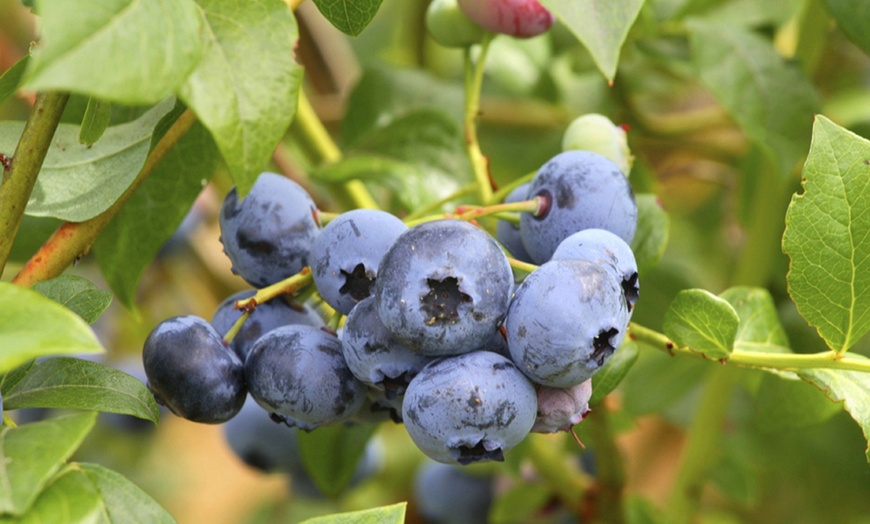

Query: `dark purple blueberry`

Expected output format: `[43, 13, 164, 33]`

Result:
[310, 209, 408, 315]
[375, 219, 514, 356]
[219, 172, 320, 287]
[402, 351, 537, 465]
[211, 290, 324, 362]
[520, 151, 637, 263]
[245, 325, 366, 430]
[143, 315, 246, 424]
[505, 259, 629, 387]
[413, 460, 494, 524]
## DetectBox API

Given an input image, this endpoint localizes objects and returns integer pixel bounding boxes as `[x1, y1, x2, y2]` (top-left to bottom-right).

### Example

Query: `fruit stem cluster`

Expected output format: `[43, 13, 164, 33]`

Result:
[233, 267, 313, 312]
[0, 91, 69, 278]
[463, 32, 496, 204]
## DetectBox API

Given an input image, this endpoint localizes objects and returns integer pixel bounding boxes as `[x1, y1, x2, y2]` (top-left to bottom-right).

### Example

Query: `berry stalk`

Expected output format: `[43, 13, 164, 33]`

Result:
[0, 91, 69, 278]
[12, 109, 197, 287]
[463, 32, 496, 204]
[233, 267, 313, 312]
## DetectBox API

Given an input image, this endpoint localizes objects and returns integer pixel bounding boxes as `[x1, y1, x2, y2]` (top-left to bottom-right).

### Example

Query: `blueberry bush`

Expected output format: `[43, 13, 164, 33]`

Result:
[2, 0, 870, 522]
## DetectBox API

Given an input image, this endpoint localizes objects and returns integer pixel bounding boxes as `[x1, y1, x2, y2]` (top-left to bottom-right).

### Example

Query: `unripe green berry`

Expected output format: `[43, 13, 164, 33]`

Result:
[562, 113, 633, 176]
[426, 0, 486, 48]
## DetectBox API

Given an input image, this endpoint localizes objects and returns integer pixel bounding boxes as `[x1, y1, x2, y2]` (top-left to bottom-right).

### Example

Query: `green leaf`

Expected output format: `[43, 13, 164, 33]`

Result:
[79, 98, 112, 146]
[0, 55, 28, 106]
[719, 286, 790, 351]
[0, 412, 97, 516]
[316, 109, 472, 212]
[31, 275, 113, 324]
[4, 467, 104, 524]
[798, 363, 870, 462]
[0, 283, 104, 375]
[631, 194, 669, 275]
[299, 502, 406, 524]
[663, 288, 739, 359]
[782, 116, 870, 353]
[178, 0, 302, 197]
[540, 0, 644, 82]
[297, 423, 378, 498]
[687, 21, 821, 176]
[590, 340, 639, 405]
[79, 463, 175, 523]
[311, 0, 384, 37]
[824, 0, 870, 56]
[23, 0, 205, 105]
[94, 120, 219, 309]
[0, 98, 174, 222]
[3, 357, 159, 424]
[0, 361, 35, 397]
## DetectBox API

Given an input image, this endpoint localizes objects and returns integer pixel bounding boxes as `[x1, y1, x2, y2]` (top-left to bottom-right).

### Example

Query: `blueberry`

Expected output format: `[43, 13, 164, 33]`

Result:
[143, 315, 246, 424]
[551, 228, 639, 311]
[505, 259, 630, 388]
[375, 219, 514, 356]
[402, 351, 537, 465]
[457, 0, 554, 38]
[310, 209, 408, 315]
[562, 113, 633, 175]
[245, 325, 366, 430]
[211, 290, 324, 362]
[520, 151, 637, 264]
[495, 183, 534, 263]
[219, 172, 320, 287]
[531, 379, 593, 433]
[413, 460, 494, 524]
[342, 296, 435, 399]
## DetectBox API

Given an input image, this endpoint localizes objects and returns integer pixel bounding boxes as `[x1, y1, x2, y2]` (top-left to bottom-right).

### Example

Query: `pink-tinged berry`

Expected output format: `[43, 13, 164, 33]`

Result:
[457, 0, 554, 39]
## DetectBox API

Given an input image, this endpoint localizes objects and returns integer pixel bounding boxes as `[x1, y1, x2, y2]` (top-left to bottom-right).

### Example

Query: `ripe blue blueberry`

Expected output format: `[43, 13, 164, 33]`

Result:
[342, 296, 435, 399]
[495, 183, 534, 263]
[375, 219, 514, 356]
[245, 325, 367, 430]
[551, 228, 639, 311]
[402, 351, 537, 465]
[413, 460, 494, 524]
[520, 151, 637, 263]
[505, 259, 630, 388]
[143, 315, 246, 424]
[211, 290, 324, 362]
[310, 209, 408, 315]
[219, 172, 320, 287]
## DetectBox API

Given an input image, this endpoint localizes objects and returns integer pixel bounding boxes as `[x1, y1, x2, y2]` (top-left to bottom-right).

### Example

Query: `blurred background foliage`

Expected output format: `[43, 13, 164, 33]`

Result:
[3, 0, 870, 522]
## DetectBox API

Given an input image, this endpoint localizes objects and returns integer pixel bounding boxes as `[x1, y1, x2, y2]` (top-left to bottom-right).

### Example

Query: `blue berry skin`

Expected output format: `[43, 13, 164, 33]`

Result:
[245, 325, 366, 431]
[413, 460, 494, 524]
[375, 219, 514, 356]
[143, 316, 246, 424]
[505, 259, 629, 388]
[342, 296, 436, 399]
[495, 183, 534, 263]
[211, 290, 324, 362]
[520, 151, 637, 264]
[219, 172, 320, 287]
[551, 228, 639, 312]
[311, 209, 408, 315]
[402, 351, 537, 465]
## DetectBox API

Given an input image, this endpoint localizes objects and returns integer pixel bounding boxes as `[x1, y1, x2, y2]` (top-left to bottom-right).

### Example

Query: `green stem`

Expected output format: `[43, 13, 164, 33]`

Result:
[665, 366, 740, 523]
[223, 310, 251, 345]
[489, 170, 536, 205]
[0, 91, 69, 278]
[12, 109, 196, 287]
[526, 434, 588, 510]
[402, 182, 477, 221]
[464, 34, 495, 204]
[585, 405, 625, 524]
[234, 268, 313, 312]
[629, 322, 870, 373]
[293, 91, 378, 210]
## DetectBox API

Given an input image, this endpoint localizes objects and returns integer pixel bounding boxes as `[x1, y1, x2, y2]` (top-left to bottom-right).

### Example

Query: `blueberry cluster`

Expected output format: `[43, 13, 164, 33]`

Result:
[142, 146, 638, 468]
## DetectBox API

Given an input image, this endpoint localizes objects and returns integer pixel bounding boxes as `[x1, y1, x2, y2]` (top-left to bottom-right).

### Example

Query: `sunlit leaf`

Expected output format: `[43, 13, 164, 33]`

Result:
[663, 289, 739, 359]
